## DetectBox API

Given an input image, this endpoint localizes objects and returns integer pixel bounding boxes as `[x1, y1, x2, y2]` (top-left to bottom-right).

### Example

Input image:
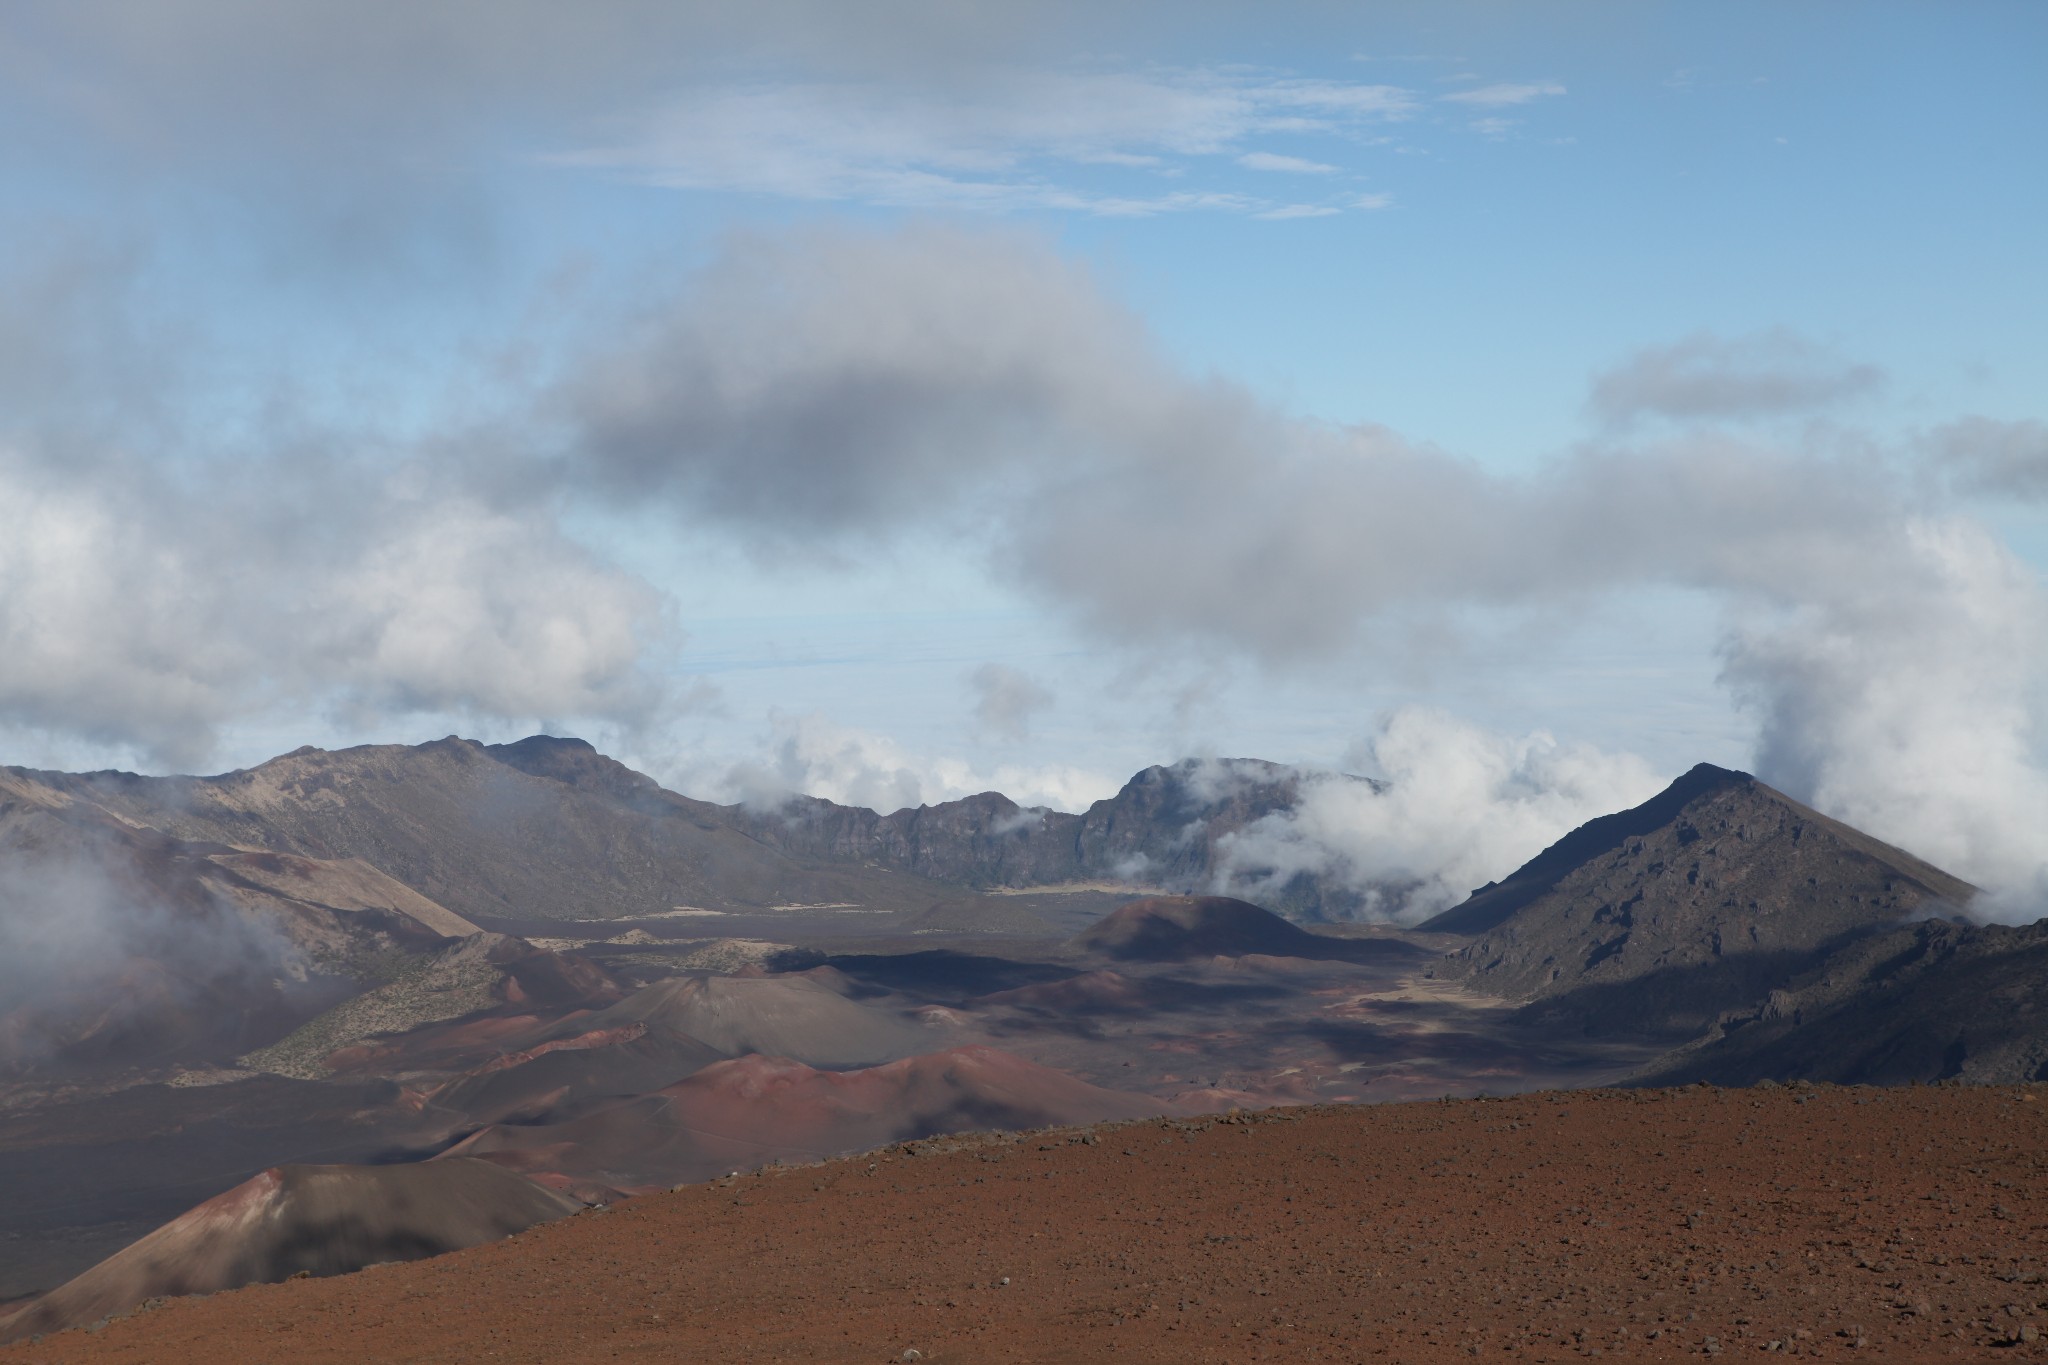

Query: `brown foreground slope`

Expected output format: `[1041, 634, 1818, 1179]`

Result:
[6, 1084, 2046, 1363]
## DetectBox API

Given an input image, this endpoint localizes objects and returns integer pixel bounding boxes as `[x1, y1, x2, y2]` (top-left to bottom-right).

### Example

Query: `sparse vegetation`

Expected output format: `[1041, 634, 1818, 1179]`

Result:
[238, 948, 502, 1080]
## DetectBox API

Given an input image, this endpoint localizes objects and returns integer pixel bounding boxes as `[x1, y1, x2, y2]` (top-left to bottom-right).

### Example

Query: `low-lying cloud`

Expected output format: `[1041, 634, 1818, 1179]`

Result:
[717, 712, 1117, 815]
[1211, 708, 1666, 921]
[0, 837, 292, 1070]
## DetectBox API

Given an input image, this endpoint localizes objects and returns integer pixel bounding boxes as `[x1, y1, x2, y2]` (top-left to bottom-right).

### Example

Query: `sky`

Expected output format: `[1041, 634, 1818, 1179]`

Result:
[2, 1, 2045, 916]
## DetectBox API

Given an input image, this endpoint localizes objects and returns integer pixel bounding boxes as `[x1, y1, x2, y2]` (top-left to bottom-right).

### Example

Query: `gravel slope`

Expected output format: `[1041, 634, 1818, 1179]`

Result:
[4, 1084, 2044, 1363]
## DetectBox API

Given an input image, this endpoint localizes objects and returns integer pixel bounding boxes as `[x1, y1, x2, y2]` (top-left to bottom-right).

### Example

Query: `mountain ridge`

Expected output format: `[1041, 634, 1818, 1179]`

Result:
[4, 739, 1388, 927]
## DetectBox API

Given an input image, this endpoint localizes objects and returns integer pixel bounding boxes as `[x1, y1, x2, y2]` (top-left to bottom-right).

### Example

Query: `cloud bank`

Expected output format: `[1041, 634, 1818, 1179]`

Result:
[552, 223, 2048, 910]
[559, 226, 1903, 657]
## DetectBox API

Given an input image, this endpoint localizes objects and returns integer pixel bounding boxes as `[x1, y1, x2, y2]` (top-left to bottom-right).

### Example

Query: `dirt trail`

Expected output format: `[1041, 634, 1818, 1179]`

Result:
[5, 1084, 2045, 1363]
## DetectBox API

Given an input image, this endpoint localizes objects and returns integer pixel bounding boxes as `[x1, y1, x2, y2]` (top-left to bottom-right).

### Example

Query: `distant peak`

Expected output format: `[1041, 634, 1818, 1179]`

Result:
[1678, 761, 1755, 786]
[491, 735, 596, 754]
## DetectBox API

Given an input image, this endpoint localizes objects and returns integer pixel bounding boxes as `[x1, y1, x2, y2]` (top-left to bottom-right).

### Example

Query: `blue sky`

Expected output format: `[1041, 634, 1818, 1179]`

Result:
[1, 2, 2045, 906]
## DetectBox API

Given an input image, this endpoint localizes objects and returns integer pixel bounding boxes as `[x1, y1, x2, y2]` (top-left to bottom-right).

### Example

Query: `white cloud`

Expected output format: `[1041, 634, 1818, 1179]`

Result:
[1237, 151, 1338, 174]
[560, 68, 1414, 215]
[1443, 81, 1566, 107]
[320, 502, 669, 725]
[1722, 517, 2048, 917]
[1212, 708, 1666, 922]
[0, 453, 250, 764]
[718, 713, 1116, 813]
[1255, 204, 1341, 220]
[0, 421, 674, 767]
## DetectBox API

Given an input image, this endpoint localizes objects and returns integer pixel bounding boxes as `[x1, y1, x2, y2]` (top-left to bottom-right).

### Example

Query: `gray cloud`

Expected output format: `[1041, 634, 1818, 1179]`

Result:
[1927, 416, 2048, 500]
[4, 1, 1074, 153]
[558, 225, 1895, 656]
[968, 664, 1055, 740]
[560, 222, 1154, 536]
[1589, 329, 1884, 424]
[0, 2, 1130, 300]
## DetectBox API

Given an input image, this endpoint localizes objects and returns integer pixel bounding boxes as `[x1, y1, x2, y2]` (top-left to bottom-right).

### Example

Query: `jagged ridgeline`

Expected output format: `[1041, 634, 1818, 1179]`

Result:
[4, 738, 1380, 925]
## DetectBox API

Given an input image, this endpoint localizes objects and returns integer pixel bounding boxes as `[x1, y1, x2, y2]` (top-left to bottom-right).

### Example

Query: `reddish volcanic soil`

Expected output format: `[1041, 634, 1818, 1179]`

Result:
[7, 1084, 2048, 1363]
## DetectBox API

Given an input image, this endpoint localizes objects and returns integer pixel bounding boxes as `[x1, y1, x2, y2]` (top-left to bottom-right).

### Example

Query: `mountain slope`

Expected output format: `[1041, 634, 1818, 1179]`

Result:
[1640, 915, 2048, 1085]
[442, 1046, 1179, 1188]
[0, 1159, 578, 1344]
[558, 973, 942, 1070]
[9, 737, 955, 923]
[6, 740, 1395, 932]
[0, 774, 479, 1075]
[1422, 763, 1977, 1038]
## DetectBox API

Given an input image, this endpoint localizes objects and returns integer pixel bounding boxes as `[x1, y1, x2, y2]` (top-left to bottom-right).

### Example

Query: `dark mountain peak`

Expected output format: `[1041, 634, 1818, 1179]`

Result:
[483, 734, 656, 799]
[492, 734, 596, 757]
[1112, 757, 1302, 810]
[1419, 761, 1978, 1038]
[1423, 763, 1758, 936]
